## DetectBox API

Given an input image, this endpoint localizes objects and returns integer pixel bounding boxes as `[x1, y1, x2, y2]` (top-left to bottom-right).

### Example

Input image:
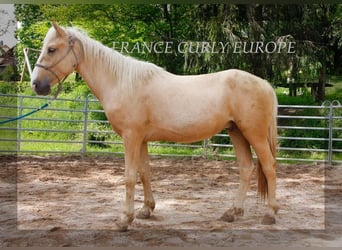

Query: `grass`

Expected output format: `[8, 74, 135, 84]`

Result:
[275, 75, 342, 105]
[276, 88, 316, 105]
[326, 75, 342, 102]
[0, 93, 18, 152]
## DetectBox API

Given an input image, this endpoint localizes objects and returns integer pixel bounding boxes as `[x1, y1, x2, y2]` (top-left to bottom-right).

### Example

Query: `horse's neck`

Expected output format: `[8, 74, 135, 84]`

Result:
[76, 41, 118, 103]
[75, 34, 166, 104]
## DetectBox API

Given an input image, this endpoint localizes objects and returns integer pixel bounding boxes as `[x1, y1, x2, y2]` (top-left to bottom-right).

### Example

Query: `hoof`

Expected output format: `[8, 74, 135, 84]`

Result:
[220, 208, 243, 222]
[136, 206, 152, 219]
[261, 213, 276, 225]
[115, 221, 129, 232]
[115, 214, 134, 232]
[220, 211, 235, 222]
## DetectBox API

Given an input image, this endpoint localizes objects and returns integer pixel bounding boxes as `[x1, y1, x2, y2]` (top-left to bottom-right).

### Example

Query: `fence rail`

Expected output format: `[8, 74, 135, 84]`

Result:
[0, 94, 341, 164]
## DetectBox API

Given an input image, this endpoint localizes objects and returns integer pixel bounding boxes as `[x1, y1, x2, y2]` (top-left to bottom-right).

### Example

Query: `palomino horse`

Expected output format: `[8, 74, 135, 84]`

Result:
[31, 23, 279, 231]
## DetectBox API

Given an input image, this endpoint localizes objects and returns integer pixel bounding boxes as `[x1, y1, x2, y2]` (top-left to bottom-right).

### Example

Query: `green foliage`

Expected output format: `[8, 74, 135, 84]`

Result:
[0, 66, 16, 81]
[15, 21, 50, 81]
[0, 80, 18, 93]
[14, 4, 341, 84]
[276, 88, 316, 105]
[326, 75, 342, 101]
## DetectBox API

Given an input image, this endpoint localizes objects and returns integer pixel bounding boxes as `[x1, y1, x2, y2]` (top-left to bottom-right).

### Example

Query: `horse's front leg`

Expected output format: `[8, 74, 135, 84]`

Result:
[115, 132, 143, 231]
[136, 142, 155, 219]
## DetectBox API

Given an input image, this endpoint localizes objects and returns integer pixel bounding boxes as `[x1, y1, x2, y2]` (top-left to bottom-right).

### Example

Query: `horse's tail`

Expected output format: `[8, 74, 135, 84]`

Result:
[257, 90, 278, 200]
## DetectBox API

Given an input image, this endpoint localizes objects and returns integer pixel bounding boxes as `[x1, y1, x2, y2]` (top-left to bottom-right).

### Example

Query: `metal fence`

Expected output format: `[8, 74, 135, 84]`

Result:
[0, 93, 341, 164]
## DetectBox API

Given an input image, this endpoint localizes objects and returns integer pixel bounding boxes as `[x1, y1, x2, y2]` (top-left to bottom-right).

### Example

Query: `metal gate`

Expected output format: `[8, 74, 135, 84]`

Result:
[0, 94, 341, 164]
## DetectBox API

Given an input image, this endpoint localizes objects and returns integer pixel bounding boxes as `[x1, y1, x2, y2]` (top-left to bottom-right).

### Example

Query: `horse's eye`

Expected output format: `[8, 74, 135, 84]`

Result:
[47, 47, 56, 54]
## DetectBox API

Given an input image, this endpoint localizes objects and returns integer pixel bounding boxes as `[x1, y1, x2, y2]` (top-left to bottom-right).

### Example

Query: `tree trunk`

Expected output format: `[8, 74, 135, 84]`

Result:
[316, 60, 326, 102]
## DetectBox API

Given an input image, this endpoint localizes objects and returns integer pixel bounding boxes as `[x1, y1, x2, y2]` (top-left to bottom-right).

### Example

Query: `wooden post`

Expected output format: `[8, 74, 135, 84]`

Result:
[23, 48, 32, 77]
[20, 62, 26, 82]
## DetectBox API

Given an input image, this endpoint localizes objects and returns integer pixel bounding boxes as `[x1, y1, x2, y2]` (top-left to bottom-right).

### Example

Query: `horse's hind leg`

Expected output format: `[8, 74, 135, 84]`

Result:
[251, 140, 279, 224]
[136, 142, 155, 219]
[221, 124, 254, 222]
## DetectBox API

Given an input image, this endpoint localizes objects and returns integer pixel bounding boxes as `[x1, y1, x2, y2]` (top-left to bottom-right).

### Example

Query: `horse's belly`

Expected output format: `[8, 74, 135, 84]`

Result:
[144, 77, 233, 142]
[146, 115, 229, 143]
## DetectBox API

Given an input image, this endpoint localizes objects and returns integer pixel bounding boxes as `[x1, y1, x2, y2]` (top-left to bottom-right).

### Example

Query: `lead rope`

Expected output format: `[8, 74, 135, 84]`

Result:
[0, 81, 64, 125]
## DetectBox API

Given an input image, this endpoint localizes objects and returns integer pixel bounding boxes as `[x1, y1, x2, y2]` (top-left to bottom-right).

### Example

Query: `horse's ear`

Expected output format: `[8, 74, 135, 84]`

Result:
[52, 22, 67, 37]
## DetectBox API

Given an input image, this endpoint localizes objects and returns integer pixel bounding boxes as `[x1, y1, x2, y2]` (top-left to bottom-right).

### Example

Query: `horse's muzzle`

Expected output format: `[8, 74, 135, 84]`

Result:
[31, 79, 52, 96]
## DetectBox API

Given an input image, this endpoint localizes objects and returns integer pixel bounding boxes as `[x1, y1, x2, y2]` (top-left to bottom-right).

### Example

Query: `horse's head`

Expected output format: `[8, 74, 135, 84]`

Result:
[31, 22, 80, 95]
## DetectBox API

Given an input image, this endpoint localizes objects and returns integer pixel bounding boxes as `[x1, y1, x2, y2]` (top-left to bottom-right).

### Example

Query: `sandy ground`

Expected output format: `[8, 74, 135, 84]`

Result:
[0, 155, 341, 247]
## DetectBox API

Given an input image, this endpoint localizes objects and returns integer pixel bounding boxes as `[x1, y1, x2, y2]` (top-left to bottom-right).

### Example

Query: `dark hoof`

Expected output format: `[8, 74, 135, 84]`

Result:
[136, 209, 151, 219]
[261, 213, 276, 225]
[220, 209, 235, 222]
[136, 206, 153, 219]
[114, 221, 129, 232]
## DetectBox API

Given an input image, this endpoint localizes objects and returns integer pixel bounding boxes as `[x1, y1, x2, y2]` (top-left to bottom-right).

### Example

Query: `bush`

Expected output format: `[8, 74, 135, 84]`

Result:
[0, 80, 18, 93]
[0, 66, 18, 82]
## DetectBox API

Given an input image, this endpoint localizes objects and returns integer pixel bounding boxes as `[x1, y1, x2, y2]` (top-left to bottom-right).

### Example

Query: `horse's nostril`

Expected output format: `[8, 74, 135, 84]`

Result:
[32, 80, 42, 92]
[31, 79, 51, 95]
[32, 80, 40, 87]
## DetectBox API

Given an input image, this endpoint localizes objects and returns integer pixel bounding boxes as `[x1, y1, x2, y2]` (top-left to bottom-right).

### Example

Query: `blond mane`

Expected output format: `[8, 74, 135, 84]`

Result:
[67, 27, 165, 93]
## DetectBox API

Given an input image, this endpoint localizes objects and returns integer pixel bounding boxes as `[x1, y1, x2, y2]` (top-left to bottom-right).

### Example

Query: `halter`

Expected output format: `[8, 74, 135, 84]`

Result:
[0, 33, 81, 125]
[35, 33, 80, 99]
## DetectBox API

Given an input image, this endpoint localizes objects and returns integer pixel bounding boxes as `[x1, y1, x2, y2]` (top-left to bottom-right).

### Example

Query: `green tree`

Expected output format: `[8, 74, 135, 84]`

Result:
[15, 3, 341, 100]
[14, 5, 49, 80]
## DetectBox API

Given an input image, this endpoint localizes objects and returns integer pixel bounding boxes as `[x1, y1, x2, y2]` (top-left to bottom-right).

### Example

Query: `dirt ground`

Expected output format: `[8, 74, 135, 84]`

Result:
[0, 155, 341, 247]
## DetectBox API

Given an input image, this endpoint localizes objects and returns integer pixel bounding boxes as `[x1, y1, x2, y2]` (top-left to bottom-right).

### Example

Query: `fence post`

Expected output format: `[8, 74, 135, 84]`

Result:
[203, 139, 208, 159]
[327, 102, 333, 165]
[17, 96, 23, 153]
[329, 100, 341, 165]
[324, 100, 341, 165]
[82, 96, 89, 156]
[322, 100, 333, 165]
